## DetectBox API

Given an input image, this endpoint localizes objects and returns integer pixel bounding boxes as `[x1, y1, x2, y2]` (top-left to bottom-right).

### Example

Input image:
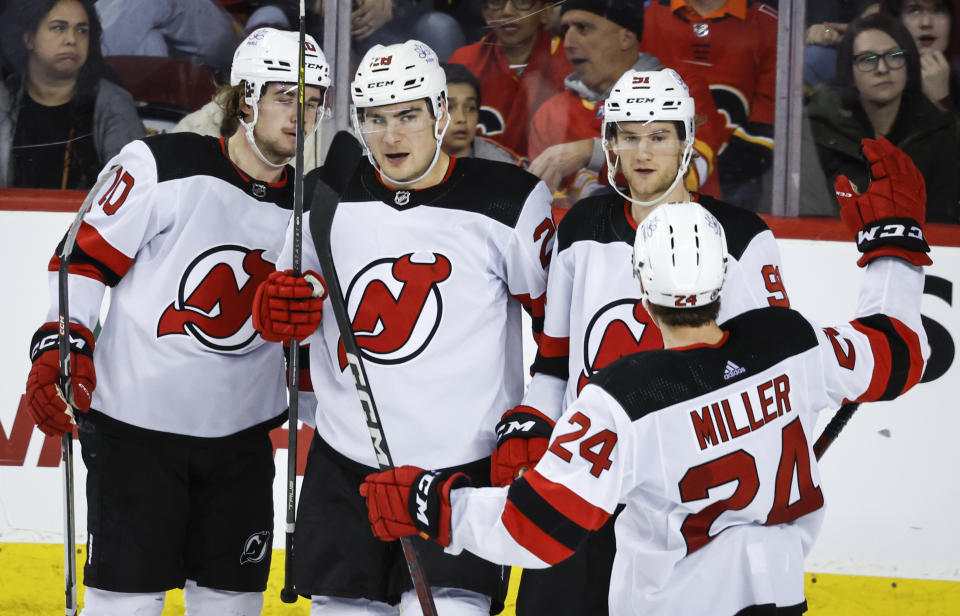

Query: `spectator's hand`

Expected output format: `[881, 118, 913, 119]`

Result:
[920, 50, 951, 106]
[805, 22, 846, 47]
[528, 139, 594, 191]
[352, 0, 393, 40]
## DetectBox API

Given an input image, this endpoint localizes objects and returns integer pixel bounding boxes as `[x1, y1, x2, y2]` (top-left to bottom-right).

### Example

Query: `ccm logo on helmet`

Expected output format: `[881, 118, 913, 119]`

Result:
[368, 81, 394, 88]
[626, 98, 656, 104]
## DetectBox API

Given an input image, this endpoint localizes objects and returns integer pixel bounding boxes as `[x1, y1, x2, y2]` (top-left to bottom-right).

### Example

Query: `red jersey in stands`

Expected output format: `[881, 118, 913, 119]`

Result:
[450, 30, 572, 158]
[641, 0, 777, 152]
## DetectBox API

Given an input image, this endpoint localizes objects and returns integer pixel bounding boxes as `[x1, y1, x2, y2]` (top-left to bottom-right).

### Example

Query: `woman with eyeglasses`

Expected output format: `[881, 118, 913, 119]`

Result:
[806, 12, 959, 223]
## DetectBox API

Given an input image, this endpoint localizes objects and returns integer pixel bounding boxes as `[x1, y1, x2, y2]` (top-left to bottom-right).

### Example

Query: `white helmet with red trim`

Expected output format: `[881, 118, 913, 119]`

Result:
[230, 27, 331, 167]
[603, 68, 697, 206]
[633, 201, 727, 308]
[350, 40, 449, 185]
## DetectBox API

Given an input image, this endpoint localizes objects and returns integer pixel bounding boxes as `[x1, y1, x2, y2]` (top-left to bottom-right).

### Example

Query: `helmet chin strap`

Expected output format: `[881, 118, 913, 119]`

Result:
[239, 104, 288, 169]
[606, 140, 695, 208]
[358, 109, 450, 187]
[238, 102, 324, 170]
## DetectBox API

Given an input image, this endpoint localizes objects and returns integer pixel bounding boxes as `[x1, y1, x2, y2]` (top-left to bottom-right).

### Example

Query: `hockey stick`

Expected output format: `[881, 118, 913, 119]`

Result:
[308, 180, 439, 616]
[813, 402, 860, 460]
[56, 166, 119, 616]
[279, 0, 308, 604]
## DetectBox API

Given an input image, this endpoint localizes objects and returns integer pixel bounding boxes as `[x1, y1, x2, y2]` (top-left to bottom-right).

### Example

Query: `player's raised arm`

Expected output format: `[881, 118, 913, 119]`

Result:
[817, 137, 930, 409]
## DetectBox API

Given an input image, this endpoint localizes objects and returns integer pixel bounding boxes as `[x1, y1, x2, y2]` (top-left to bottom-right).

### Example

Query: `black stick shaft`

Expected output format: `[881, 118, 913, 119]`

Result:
[814, 402, 860, 460]
[280, 0, 308, 604]
[56, 166, 117, 615]
[309, 181, 439, 615]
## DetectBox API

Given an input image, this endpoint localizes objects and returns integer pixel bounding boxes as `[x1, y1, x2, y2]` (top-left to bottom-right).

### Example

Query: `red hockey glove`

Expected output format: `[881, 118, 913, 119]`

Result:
[359, 466, 471, 547]
[490, 405, 555, 487]
[252, 269, 327, 343]
[25, 322, 96, 437]
[835, 137, 931, 267]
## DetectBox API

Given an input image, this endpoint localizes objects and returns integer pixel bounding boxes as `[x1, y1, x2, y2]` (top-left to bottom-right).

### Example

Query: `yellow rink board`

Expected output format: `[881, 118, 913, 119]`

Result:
[1, 544, 957, 615]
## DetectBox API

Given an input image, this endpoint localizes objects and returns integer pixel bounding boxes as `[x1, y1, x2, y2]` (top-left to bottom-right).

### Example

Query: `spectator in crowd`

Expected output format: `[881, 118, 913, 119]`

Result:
[95, 0, 240, 74]
[441, 62, 524, 165]
[526, 0, 725, 209]
[447, 0, 571, 157]
[804, 11, 960, 222]
[803, 1, 879, 87]
[0, 0, 144, 189]
[885, 0, 958, 111]
[640, 0, 778, 212]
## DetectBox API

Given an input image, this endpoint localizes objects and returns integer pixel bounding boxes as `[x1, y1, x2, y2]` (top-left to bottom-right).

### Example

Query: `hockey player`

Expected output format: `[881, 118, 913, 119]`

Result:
[358, 136, 932, 614]
[22, 28, 330, 616]
[252, 40, 558, 615]
[493, 67, 792, 616]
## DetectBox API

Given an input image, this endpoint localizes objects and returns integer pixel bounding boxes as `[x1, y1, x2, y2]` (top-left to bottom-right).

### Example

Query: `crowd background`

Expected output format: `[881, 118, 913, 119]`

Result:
[0, 0, 958, 223]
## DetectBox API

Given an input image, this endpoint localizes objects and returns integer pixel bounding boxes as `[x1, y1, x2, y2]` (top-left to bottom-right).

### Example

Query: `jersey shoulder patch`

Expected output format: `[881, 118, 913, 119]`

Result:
[142, 133, 224, 182]
[557, 194, 633, 253]
[697, 194, 772, 261]
[591, 307, 818, 421]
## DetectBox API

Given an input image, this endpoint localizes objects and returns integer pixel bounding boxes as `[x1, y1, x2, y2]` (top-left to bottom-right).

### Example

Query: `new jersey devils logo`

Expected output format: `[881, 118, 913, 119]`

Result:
[337, 252, 452, 370]
[577, 299, 663, 393]
[157, 245, 275, 351]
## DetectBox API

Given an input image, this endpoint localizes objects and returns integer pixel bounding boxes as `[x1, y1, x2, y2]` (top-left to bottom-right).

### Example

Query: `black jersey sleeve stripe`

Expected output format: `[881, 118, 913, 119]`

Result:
[505, 476, 590, 554]
[531, 352, 569, 381]
[851, 314, 924, 401]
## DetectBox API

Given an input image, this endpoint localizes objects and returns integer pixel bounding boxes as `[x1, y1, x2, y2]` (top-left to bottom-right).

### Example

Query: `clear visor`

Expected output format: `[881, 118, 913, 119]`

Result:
[358, 106, 434, 136]
[260, 83, 326, 131]
[607, 124, 681, 153]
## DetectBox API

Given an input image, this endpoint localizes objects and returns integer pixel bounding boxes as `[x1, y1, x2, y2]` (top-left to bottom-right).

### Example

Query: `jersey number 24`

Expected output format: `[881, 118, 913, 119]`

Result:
[678, 417, 823, 554]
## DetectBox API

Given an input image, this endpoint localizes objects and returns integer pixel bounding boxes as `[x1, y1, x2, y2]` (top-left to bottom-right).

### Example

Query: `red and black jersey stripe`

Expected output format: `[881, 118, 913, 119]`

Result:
[513, 292, 546, 346]
[531, 333, 569, 380]
[48, 221, 133, 286]
[851, 314, 925, 402]
[501, 469, 610, 565]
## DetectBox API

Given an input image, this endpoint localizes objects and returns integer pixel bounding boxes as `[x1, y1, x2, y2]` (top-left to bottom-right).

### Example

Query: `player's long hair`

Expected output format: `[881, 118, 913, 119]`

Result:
[834, 12, 923, 108]
[216, 83, 247, 138]
[0, 0, 106, 104]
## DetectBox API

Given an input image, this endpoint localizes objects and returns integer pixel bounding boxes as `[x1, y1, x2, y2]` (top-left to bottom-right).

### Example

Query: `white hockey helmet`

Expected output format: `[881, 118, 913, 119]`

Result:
[351, 40, 447, 118]
[633, 202, 727, 309]
[350, 40, 449, 186]
[603, 69, 697, 207]
[230, 28, 331, 168]
[231, 27, 331, 106]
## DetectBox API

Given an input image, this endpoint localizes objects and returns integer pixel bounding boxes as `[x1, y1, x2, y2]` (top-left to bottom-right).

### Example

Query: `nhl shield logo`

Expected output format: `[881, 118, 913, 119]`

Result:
[251, 181, 267, 198]
[394, 190, 411, 206]
[693, 22, 709, 37]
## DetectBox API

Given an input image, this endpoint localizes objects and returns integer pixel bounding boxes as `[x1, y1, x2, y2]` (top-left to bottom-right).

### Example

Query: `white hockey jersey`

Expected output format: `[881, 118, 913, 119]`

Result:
[446, 258, 928, 615]
[281, 157, 558, 469]
[46, 134, 292, 437]
[533, 193, 791, 414]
